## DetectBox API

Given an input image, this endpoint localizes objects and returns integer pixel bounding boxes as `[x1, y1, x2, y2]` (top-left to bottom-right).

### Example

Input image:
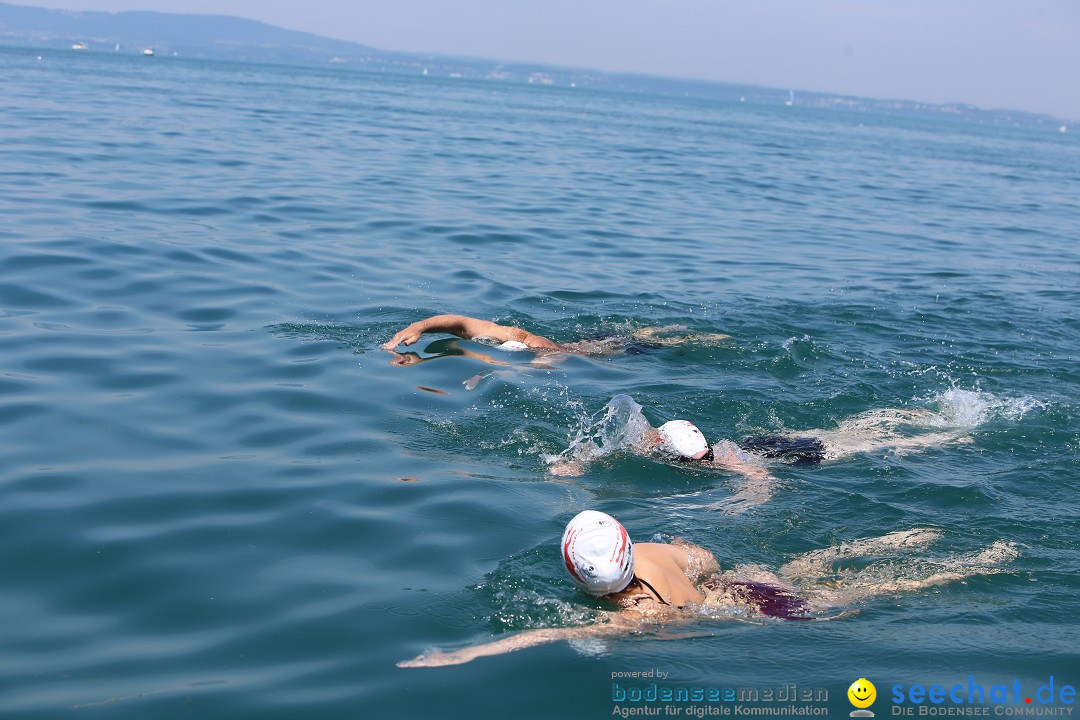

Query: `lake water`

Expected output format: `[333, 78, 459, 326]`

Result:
[1, 45, 1078, 719]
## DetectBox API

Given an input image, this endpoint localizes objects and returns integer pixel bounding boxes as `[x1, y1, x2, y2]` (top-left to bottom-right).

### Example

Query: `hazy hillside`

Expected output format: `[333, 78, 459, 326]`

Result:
[0, 1, 1069, 128]
[0, 1, 391, 62]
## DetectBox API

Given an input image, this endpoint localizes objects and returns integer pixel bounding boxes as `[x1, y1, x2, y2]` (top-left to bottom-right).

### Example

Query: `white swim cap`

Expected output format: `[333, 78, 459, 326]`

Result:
[498, 340, 529, 351]
[657, 420, 710, 459]
[561, 510, 635, 596]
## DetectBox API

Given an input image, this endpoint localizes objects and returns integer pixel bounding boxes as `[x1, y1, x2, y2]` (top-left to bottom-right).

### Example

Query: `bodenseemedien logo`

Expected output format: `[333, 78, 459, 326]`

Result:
[849, 678, 877, 717]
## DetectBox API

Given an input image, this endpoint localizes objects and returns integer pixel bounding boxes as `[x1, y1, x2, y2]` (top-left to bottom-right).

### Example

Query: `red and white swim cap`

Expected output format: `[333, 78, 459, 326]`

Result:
[657, 420, 710, 459]
[561, 510, 635, 596]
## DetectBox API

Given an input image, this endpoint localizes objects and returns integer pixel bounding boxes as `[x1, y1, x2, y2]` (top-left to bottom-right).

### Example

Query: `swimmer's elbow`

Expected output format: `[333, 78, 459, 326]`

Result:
[524, 333, 561, 350]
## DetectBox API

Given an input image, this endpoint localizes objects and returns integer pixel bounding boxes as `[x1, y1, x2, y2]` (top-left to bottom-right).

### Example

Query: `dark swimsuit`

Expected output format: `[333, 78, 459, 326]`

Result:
[584, 334, 663, 356]
[703, 578, 814, 621]
[738, 435, 826, 466]
[632, 576, 812, 621]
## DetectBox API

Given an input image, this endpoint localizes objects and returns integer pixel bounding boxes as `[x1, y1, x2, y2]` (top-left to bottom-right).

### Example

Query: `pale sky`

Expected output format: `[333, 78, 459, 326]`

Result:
[18, 0, 1080, 119]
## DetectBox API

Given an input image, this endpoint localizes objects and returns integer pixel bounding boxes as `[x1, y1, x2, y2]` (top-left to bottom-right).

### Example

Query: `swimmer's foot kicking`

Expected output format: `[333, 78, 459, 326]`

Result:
[398, 511, 1017, 667]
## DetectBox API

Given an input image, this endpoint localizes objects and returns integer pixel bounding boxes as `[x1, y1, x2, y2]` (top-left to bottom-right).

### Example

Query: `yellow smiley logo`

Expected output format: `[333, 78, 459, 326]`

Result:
[848, 678, 877, 709]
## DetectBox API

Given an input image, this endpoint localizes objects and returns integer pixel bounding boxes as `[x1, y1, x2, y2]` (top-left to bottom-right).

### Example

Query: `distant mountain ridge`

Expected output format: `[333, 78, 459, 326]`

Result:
[0, 1, 1070, 128]
[0, 1, 393, 61]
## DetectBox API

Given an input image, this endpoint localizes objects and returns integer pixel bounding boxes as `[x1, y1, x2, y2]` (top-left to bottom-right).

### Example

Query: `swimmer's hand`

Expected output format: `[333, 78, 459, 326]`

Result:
[397, 649, 475, 668]
[382, 323, 424, 349]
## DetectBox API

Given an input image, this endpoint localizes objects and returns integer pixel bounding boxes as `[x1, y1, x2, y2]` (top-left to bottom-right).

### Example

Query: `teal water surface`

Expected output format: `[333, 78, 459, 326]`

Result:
[1, 45, 1079, 719]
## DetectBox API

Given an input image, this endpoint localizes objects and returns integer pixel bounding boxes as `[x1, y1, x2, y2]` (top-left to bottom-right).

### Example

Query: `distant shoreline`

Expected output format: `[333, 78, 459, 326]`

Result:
[0, 1, 1072, 128]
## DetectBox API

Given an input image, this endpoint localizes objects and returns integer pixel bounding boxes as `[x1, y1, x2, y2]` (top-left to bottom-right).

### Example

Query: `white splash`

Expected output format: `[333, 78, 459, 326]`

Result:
[543, 394, 651, 466]
[927, 387, 1045, 428]
[781, 334, 812, 352]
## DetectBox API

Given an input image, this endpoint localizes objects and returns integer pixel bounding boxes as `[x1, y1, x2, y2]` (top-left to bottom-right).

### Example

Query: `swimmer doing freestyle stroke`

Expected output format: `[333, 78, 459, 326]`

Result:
[382, 314, 732, 358]
[548, 395, 974, 511]
[398, 510, 1017, 667]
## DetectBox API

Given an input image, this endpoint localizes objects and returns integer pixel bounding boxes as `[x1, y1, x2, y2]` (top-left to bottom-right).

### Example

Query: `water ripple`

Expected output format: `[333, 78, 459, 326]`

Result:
[0, 45, 1077, 719]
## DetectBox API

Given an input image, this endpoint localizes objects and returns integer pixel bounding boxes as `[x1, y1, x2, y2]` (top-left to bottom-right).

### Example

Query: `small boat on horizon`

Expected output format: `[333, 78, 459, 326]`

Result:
[71, 41, 88, 51]
[143, 47, 154, 57]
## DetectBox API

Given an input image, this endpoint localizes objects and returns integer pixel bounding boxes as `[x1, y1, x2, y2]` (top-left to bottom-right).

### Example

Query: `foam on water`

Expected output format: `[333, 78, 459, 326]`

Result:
[487, 587, 600, 632]
[927, 386, 1046, 427]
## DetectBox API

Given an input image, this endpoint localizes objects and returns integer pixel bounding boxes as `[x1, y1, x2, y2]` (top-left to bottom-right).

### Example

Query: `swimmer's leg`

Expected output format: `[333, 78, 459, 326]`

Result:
[779, 529, 943, 580]
[812, 546, 1015, 608]
[950, 540, 1020, 568]
[630, 325, 682, 340]
[789, 540, 1018, 609]
[788, 420, 970, 462]
[840, 408, 936, 429]
[631, 326, 733, 345]
[876, 430, 973, 455]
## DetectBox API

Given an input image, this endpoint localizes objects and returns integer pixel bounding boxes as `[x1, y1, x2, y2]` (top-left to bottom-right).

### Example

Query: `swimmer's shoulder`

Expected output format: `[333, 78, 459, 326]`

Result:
[634, 542, 688, 564]
[634, 545, 708, 606]
[669, 538, 720, 577]
[638, 541, 714, 574]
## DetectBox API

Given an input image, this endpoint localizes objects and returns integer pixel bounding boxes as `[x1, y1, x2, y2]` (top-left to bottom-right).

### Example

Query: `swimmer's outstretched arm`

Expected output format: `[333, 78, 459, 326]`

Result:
[398, 615, 639, 668]
[703, 443, 777, 512]
[709, 451, 774, 483]
[706, 442, 776, 485]
[383, 314, 560, 350]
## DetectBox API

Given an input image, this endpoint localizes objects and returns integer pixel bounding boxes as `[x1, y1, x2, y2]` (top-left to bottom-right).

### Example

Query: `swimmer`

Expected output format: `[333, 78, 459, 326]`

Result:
[398, 510, 1017, 667]
[382, 314, 732, 357]
[549, 395, 973, 510]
